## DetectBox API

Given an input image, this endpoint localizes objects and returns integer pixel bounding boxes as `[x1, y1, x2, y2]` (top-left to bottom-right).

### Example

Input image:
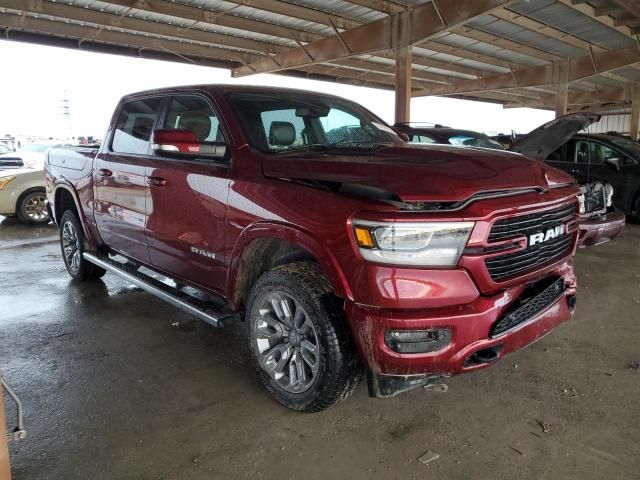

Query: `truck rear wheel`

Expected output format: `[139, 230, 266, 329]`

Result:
[59, 210, 106, 281]
[247, 262, 362, 412]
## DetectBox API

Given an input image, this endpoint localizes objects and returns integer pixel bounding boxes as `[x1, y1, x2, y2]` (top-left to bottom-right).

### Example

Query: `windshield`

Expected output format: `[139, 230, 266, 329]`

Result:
[19, 144, 50, 153]
[609, 136, 640, 158]
[227, 92, 401, 153]
[446, 134, 504, 150]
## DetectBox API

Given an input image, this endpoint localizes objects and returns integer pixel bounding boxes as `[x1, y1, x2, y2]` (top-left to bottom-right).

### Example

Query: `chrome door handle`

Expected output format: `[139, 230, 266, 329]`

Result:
[147, 176, 167, 187]
[97, 168, 112, 177]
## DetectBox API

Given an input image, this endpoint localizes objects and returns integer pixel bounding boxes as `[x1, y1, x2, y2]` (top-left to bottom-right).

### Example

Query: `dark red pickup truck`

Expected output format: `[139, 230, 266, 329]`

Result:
[45, 85, 581, 412]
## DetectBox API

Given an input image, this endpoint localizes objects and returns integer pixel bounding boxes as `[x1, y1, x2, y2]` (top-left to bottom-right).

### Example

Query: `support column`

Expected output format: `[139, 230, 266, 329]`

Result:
[630, 84, 640, 140]
[553, 61, 569, 118]
[395, 45, 412, 124]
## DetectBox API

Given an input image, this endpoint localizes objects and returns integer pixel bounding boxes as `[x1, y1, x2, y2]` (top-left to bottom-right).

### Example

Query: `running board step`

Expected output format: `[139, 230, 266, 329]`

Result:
[83, 252, 234, 328]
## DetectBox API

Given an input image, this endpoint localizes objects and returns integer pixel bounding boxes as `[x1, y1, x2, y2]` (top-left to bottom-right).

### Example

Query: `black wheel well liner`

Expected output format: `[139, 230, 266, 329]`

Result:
[232, 238, 317, 311]
[54, 188, 78, 224]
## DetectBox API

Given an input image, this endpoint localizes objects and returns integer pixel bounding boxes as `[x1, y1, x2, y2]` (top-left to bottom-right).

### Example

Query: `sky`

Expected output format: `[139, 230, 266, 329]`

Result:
[0, 40, 553, 140]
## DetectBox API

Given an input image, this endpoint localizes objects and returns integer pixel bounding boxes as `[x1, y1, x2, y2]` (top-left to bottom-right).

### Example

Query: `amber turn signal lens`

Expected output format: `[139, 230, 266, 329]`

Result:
[354, 226, 375, 248]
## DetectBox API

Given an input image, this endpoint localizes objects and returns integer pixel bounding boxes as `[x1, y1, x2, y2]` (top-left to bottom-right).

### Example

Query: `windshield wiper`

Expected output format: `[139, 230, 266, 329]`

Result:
[328, 141, 392, 149]
[272, 144, 330, 154]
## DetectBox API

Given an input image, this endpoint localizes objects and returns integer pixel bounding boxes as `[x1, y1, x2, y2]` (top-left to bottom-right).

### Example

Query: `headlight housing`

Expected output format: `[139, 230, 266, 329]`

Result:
[0, 176, 16, 190]
[352, 220, 474, 266]
[604, 183, 614, 208]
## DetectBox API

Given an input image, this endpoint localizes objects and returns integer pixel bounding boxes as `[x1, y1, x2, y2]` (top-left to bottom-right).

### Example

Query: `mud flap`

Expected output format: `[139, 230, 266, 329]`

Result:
[367, 371, 444, 398]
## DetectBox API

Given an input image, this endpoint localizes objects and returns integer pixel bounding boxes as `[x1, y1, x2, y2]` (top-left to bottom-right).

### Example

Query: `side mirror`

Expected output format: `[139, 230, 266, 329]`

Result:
[605, 157, 620, 171]
[391, 128, 409, 142]
[152, 129, 226, 159]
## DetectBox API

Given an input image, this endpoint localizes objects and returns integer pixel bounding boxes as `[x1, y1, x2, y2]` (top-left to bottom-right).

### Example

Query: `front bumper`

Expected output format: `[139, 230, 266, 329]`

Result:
[578, 209, 625, 248]
[345, 260, 576, 378]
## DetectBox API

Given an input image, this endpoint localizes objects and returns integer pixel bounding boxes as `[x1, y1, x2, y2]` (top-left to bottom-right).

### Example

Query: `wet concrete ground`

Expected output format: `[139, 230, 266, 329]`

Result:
[1, 215, 639, 480]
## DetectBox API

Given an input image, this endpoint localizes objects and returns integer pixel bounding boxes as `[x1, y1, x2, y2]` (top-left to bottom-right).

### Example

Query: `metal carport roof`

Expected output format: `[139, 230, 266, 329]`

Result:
[1, 1, 640, 119]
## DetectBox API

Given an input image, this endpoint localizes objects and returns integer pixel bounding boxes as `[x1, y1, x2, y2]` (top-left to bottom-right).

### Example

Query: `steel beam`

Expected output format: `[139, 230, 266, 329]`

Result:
[631, 84, 640, 140]
[609, 0, 640, 20]
[394, 26, 411, 123]
[413, 45, 640, 97]
[502, 85, 633, 108]
[231, 0, 513, 77]
[553, 61, 569, 117]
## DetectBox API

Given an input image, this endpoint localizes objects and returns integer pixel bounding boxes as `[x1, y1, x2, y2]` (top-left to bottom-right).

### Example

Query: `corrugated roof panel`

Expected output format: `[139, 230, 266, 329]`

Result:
[434, 33, 547, 66]
[290, 0, 384, 22]
[412, 47, 507, 73]
[78, 0, 300, 47]
[455, 59, 509, 73]
[613, 66, 640, 81]
[468, 16, 586, 58]
[415, 66, 476, 80]
[509, 0, 635, 50]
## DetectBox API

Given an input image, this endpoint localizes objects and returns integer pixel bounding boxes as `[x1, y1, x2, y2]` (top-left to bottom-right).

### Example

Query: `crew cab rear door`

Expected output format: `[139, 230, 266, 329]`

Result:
[144, 94, 231, 294]
[94, 96, 162, 263]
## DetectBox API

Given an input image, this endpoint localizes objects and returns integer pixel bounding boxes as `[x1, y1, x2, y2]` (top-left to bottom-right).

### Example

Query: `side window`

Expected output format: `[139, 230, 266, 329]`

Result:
[112, 98, 162, 155]
[547, 143, 567, 162]
[162, 95, 222, 143]
[410, 134, 436, 144]
[260, 109, 306, 148]
[575, 140, 618, 165]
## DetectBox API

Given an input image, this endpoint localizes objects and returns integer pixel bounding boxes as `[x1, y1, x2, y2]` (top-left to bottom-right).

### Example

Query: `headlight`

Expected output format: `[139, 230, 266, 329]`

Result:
[577, 192, 586, 214]
[0, 176, 16, 190]
[604, 183, 614, 207]
[352, 220, 474, 266]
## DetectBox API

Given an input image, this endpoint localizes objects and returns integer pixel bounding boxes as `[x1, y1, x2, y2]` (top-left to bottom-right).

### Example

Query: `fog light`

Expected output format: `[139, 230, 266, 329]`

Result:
[385, 328, 451, 354]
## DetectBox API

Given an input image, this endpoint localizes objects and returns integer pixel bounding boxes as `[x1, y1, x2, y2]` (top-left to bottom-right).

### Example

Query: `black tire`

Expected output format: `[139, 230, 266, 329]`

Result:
[247, 261, 362, 412]
[59, 210, 106, 281]
[16, 188, 50, 224]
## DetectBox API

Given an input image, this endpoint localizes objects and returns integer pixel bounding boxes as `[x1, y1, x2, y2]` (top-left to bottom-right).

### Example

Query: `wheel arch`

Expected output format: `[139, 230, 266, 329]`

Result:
[53, 183, 100, 247]
[227, 222, 352, 311]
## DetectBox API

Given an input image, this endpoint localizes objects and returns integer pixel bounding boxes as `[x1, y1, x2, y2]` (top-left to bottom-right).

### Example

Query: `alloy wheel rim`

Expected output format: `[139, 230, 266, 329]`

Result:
[24, 194, 48, 221]
[61, 220, 81, 273]
[253, 291, 320, 394]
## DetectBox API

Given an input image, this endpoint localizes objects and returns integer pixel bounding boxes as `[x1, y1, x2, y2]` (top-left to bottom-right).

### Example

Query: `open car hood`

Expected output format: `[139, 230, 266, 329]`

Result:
[263, 144, 574, 204]
[511, 112, 601, 159]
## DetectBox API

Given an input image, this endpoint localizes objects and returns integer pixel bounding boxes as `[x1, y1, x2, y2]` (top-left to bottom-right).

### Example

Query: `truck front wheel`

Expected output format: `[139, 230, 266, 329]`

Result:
[59, 210, 106, 281]
[247, 262, 362, 412]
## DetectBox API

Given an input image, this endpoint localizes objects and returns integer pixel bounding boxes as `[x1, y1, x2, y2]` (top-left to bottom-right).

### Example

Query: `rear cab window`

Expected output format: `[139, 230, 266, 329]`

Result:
[159, 94, 229, 163]
[111, 98, 162, 155]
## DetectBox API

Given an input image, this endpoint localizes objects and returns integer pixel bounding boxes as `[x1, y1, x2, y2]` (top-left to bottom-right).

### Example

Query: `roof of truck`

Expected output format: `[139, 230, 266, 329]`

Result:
[122, 84, 350, 101]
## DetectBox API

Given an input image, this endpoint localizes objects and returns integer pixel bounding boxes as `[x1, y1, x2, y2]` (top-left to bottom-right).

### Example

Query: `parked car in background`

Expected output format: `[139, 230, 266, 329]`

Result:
[397, 114, 625, 246]
[0, 143, 61, 170]
[394, 123, 506, 149]
[46, 85, 582, 411]
[0, 168, 49, 224]
[542, 133, 640, 219]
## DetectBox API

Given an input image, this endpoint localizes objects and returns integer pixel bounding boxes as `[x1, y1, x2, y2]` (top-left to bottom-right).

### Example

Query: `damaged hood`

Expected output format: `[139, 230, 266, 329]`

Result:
[511, 112, 601, 159]
[263, 143, 574, 203]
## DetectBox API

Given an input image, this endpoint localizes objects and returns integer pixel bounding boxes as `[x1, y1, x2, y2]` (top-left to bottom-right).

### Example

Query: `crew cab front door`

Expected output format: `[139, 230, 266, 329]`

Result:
[145, 94, 230, 294]
[94, 97, 162, 264]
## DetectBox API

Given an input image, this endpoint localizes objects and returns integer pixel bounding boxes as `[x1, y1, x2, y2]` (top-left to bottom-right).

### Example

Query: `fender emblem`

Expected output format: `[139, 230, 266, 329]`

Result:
[191, 246, 216, 259]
